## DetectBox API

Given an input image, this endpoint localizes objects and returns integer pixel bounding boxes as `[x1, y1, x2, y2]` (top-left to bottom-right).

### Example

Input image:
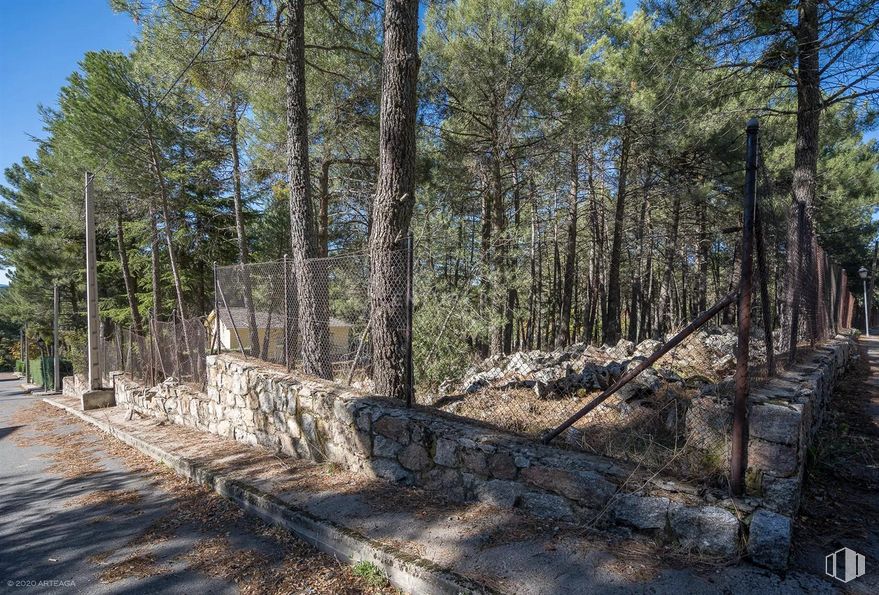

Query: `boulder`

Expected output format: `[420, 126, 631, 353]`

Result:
[612, 495, 677, 531]
[520, 491, 575, 521]
[747, 509, 791, 570]
[670, 506, 739, 557]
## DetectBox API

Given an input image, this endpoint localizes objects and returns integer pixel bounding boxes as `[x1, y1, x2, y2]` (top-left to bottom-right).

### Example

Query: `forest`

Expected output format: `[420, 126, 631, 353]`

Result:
[0, 0, 877, 390]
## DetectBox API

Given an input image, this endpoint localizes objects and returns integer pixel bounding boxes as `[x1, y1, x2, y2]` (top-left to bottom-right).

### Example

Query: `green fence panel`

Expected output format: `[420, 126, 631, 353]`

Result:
[25, 357, 72, 389]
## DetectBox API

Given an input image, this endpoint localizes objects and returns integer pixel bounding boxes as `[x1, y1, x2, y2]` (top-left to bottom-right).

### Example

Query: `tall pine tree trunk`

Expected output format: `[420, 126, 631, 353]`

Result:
[603, 121, 630, 344]
[658, 191, 682, 334]
[369, 0, 420, 400]
[149, 201, 162, 321]
[229, 97, 260, 357]
[489, 146, 508, 356]
[556, 143, 578, 347]
[784, 0, 820, 352]
[116, 212, 143, 336]
[629, 171, 650, 344]
[286, 0, 331, 378]
[144, 129, 189, 357]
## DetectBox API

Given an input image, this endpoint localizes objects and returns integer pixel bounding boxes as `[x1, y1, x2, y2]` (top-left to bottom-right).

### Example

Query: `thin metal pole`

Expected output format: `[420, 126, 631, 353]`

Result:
[53, 284, 61, 392]
[865, 279, 871, 337]
[405, 231, 414, 407]
[85, 171, 102, 391]
[213, 261, 221, 354]
[731, 118, 758, 496]
[283, 254, 290, 370]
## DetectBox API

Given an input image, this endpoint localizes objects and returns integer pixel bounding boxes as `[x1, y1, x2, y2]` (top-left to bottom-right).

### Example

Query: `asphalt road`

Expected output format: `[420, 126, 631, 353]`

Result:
[0, 378, 234, 595]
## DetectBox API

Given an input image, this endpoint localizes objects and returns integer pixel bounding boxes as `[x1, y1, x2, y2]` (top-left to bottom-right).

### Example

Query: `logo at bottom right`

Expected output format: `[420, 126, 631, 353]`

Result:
[826, 547, 866, 583]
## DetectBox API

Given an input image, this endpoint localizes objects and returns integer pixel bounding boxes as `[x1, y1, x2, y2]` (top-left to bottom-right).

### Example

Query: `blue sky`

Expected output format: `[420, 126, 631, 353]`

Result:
[0, 0, 138, 283]
[0, 0, 138, 179]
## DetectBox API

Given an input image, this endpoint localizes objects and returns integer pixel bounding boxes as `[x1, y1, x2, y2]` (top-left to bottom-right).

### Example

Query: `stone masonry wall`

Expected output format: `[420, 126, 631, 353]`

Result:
[746, 334, 856, 515]
[113, 335, 857, 568]
[743, 333, 856, 570]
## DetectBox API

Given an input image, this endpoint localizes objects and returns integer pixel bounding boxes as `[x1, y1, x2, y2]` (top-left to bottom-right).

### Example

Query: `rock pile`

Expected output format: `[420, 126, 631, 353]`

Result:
[445, 326, 760, 402]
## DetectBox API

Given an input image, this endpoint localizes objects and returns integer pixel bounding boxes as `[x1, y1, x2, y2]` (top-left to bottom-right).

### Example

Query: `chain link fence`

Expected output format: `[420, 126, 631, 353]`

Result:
[94, 316, 208, 388]
[410, 121, 861, 487]
[72, 122, 858, 489]
[213, 247, 411, 391]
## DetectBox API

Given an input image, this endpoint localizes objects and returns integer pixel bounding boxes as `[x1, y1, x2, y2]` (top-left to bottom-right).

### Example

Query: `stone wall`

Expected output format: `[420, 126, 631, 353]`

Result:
[113, 334, 858, 569]
[746, 334, 856, 514]
[115, 354, 745, 557]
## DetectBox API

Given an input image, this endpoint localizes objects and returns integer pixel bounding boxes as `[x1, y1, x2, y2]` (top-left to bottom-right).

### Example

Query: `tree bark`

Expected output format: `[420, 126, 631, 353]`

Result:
[116, 211, 143, 336]
[603, 121, 630, 344]
[783, 0, 820, 353]
[556, 143, 578, 347]
[369, 0, 420, 400]
[286, 0, 332, 378]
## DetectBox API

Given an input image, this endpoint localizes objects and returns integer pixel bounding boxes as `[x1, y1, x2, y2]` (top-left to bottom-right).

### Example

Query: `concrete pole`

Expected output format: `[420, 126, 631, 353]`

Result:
[85, 172, 102, 390]
[53, 284, 61, 392]
[23, 322, 29, 383]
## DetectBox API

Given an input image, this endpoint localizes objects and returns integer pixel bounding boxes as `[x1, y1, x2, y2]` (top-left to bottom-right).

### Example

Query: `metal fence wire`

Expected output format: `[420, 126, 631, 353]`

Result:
[86, 120, 858, 490]
[102, 315, 208, 388]
[213, 247, 411, 390]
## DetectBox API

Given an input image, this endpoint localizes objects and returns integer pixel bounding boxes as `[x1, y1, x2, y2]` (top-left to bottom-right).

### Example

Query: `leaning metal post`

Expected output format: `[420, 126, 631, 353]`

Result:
[731, 118, 758, 496]
[543, 289, 738, 444]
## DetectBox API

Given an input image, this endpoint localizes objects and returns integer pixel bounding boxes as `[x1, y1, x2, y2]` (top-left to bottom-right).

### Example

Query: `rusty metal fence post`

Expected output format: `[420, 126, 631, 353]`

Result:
[731, 118, 758, 496]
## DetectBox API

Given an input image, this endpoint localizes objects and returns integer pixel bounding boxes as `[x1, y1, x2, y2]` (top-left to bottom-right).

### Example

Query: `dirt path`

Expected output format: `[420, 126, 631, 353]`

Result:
[790, 335, 879, 593]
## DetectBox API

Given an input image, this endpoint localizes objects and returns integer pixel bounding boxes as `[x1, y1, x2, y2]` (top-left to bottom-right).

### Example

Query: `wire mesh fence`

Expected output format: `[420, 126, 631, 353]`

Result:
[68, 122, 857, 489]
[213, 246, 412, 391]
[95, 316, 209, 388]
[410, 121, 860, 487]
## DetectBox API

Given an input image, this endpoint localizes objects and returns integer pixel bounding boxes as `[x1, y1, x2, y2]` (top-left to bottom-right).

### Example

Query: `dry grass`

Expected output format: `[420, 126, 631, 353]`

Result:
[97, 554, 169, 583]
[65, 489, 141, 509]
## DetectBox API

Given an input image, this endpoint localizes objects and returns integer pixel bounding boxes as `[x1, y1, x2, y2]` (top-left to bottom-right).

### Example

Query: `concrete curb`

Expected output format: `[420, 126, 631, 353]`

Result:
[43, 398, 492, 595]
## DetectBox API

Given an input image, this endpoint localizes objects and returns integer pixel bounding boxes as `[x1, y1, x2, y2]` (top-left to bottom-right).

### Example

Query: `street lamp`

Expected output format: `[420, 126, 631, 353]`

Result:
[859, 266, 870, 337]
